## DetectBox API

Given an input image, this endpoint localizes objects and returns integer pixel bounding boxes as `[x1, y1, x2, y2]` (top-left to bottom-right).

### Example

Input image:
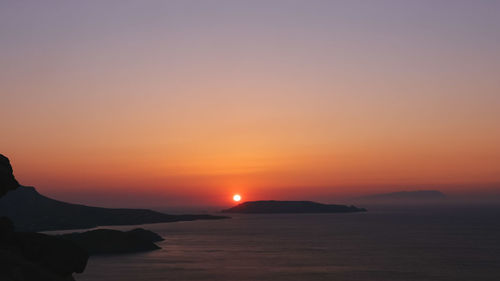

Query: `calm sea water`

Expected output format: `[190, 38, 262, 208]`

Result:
[74, 205, 500, 281]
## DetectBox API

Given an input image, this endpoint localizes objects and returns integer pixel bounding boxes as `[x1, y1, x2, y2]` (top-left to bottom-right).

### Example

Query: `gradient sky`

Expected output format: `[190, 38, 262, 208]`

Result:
[1, 0, 499, 208]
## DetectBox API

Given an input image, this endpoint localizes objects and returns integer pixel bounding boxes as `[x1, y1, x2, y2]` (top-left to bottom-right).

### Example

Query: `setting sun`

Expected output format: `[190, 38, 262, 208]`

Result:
[233, 194, 242, 202]
[2, 1, 500, 281]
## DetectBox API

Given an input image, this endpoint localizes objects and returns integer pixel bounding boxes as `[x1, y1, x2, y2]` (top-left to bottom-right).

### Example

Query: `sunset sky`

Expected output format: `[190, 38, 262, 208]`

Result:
[1, 1, 499, 207]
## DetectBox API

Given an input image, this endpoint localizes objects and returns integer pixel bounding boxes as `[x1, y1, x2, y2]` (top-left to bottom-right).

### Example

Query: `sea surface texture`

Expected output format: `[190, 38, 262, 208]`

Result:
[75, 206, 500, 281]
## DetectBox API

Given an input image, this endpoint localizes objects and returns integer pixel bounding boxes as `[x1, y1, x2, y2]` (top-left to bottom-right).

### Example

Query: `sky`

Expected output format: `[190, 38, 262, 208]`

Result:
[1, 0, 499, 208]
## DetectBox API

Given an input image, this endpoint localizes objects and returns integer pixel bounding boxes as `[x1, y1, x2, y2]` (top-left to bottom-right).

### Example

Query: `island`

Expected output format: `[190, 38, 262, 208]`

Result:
[221, 200, 367, 214]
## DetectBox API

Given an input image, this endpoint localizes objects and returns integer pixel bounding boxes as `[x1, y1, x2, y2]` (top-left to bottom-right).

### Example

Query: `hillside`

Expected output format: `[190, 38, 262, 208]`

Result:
[0, 186, 228, 232]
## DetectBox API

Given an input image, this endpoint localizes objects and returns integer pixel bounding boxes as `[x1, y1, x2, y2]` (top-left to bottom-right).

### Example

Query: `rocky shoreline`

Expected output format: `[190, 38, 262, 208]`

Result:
[0, 154, 220, 280]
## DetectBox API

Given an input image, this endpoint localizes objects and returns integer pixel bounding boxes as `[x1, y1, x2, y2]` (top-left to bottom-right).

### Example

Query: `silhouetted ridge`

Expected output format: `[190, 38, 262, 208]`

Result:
[0, 154, 19, 196]
[0, 154, 88, 281]
[0, 186, 228, 232]
[222, 200, 366, 214]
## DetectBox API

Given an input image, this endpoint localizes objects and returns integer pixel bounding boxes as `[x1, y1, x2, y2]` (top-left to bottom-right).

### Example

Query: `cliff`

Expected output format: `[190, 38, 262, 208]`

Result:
[0, 154, 88, 281]
[0, 154, 19, 197]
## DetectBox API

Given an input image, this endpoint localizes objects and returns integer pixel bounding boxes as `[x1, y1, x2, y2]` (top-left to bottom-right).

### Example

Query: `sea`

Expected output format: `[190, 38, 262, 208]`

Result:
[69, 205, 500, 281]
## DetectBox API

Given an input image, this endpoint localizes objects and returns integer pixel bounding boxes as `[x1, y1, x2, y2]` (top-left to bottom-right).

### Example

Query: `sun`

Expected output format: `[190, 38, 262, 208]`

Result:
[233, 194, 241, 202]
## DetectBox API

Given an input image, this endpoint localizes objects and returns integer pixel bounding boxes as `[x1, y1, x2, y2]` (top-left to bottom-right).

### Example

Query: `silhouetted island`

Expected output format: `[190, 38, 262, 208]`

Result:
[60, 228, 164, 255]
[222, 200, 366, 213]
[0, 186, 228, 232]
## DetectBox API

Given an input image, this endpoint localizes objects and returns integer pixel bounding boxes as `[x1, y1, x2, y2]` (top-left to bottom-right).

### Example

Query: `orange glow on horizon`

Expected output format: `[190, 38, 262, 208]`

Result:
[1, 1, 500, 207]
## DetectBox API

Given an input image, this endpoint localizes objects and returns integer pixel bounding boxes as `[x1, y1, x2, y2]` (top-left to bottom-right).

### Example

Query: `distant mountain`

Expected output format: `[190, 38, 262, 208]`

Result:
[357, 190, 446, 203]
[221, 200, 366, 214]
[0, 186, 228, 232]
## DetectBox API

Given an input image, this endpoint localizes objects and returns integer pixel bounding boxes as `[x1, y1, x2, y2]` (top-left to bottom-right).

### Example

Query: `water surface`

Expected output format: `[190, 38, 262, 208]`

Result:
[75, 206, 500, 281]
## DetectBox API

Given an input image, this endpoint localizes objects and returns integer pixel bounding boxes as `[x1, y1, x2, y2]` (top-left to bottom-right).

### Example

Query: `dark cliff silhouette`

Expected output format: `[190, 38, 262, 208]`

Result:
[0, 154, 88, 281]
[0, 186, 228, 232]
[0, 154, 224, 280]
[0, 154, 19, 197]
[222, 200, 366, 214]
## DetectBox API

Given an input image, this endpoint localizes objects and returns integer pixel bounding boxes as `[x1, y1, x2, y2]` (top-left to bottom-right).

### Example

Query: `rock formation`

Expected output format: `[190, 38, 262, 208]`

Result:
[0, 154, 88, 281]
[0, 154, 19, 197]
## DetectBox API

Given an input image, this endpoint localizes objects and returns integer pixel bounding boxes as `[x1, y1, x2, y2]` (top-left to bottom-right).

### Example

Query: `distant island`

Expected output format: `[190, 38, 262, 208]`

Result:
[356, 190, 446, 203]
[221, 200, 366, 214]
[0, 186, 228, 232]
